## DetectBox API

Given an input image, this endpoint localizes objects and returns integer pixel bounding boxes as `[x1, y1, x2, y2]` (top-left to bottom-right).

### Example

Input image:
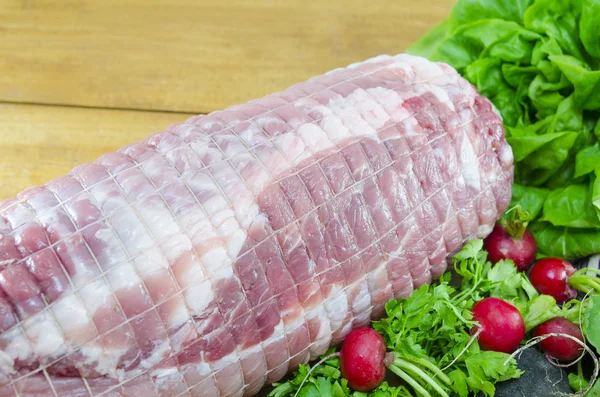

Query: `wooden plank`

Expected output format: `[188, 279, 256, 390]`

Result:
[0, 0, 453, 113]
[0, 103, 194, 200]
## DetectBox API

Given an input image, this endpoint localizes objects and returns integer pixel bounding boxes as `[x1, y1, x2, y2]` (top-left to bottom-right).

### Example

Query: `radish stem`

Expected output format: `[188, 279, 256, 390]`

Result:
[573, 268, 600, 276]
[387, 364, 433, 397]
[393, 358, 449, 397]
[410, 357, 452, 386]
[574, 361, 586, 392]
[569, 275, 600, 293]
[569, 268, 600, 294]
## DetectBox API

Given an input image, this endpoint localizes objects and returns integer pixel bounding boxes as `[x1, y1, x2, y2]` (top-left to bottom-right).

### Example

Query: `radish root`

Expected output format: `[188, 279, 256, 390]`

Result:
[503, 333, 599, 397]
[439, 328, 482, 373]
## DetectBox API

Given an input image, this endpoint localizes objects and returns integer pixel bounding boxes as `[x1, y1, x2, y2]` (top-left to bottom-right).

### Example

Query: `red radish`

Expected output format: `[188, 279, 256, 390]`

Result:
[533, 317, 584, 361]
[339, 328, 389, 391]
[530, 257, 600, 301]
[529, 258, 578, 304]
[471, 297, 525, 353]
[484, 223, 537, 272]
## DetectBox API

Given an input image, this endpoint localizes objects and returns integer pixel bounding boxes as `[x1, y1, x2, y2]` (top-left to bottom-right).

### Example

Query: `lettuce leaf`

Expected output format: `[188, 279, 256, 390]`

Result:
[510, 184, 549, 219]
[448, 0, 533, 28]
[575, 143, 600, 177]
[540, 184, 600, 228]
[406, 20, 449, 60]
[530, 222, 600, 258]
[580, 0, 600, 58]
[408, 0, 600, 259]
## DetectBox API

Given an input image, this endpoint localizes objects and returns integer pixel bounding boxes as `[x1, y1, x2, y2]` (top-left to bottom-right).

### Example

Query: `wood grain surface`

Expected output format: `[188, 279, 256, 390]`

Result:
[0, 0, 455, 199]
[0, 103, 194, 200]
[1, 0, 453, 113]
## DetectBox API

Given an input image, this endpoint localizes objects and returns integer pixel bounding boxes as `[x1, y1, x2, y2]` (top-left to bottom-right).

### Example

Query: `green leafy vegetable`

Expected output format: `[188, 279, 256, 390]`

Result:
[269, 242, 527, 397]
[551, 56, 600, 111]
[488, 260, 538, 302]
[407, 0, 600, 258]
[569, 372, 589, 393]
[529, 221, 600, 258]
[464, 352, 522, 395]
[372, 244, 526, 397]
[407, 20, 450, 59]
[584, 295, 600, 351]
[452, 239, 538, 307]
[585, 380, 600, 397]
[269, 352, 360, 397]
[575, 143, 600, 178]
[541, 184, 600, 228]
[297, 378, 333, 397]
[581, 0, 600, 58]
[519, 294, 561, 331]
[509, 184, 549, 219]
[518, 294, 583, 331]
[448, 0, 533, 27]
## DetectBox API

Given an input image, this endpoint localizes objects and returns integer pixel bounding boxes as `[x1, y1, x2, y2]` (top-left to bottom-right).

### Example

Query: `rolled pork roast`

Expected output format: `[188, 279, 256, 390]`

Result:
[0, 54, 513, 397]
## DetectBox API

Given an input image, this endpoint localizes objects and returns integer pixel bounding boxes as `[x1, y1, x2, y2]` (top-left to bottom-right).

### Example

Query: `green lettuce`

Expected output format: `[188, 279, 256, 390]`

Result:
[408, 0, 600, 259]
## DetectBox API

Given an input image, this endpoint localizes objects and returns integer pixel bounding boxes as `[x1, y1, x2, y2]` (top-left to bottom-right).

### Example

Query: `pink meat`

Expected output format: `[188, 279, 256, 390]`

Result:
[0, 54, 513, 397]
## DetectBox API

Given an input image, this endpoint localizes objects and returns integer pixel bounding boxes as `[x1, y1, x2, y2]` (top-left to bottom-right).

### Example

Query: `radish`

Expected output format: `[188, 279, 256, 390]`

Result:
[484, 223, 537, 272]
[292, 328, 392, 394]
[529, 258, 578, 304]
[300, 327, 449, 395]
[339, 328, 390, 391]
[529, 258, 600, 303]
[533, 317, 584, 361]
[471, 297, 525, 353]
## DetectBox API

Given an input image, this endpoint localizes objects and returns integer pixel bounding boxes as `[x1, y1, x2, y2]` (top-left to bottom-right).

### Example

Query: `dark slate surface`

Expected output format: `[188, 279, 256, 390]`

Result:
[484, 348, 572, 397]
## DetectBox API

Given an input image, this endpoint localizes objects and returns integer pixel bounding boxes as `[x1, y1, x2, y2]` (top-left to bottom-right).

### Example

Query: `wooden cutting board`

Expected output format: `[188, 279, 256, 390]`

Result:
[0, 0, 454, 200]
